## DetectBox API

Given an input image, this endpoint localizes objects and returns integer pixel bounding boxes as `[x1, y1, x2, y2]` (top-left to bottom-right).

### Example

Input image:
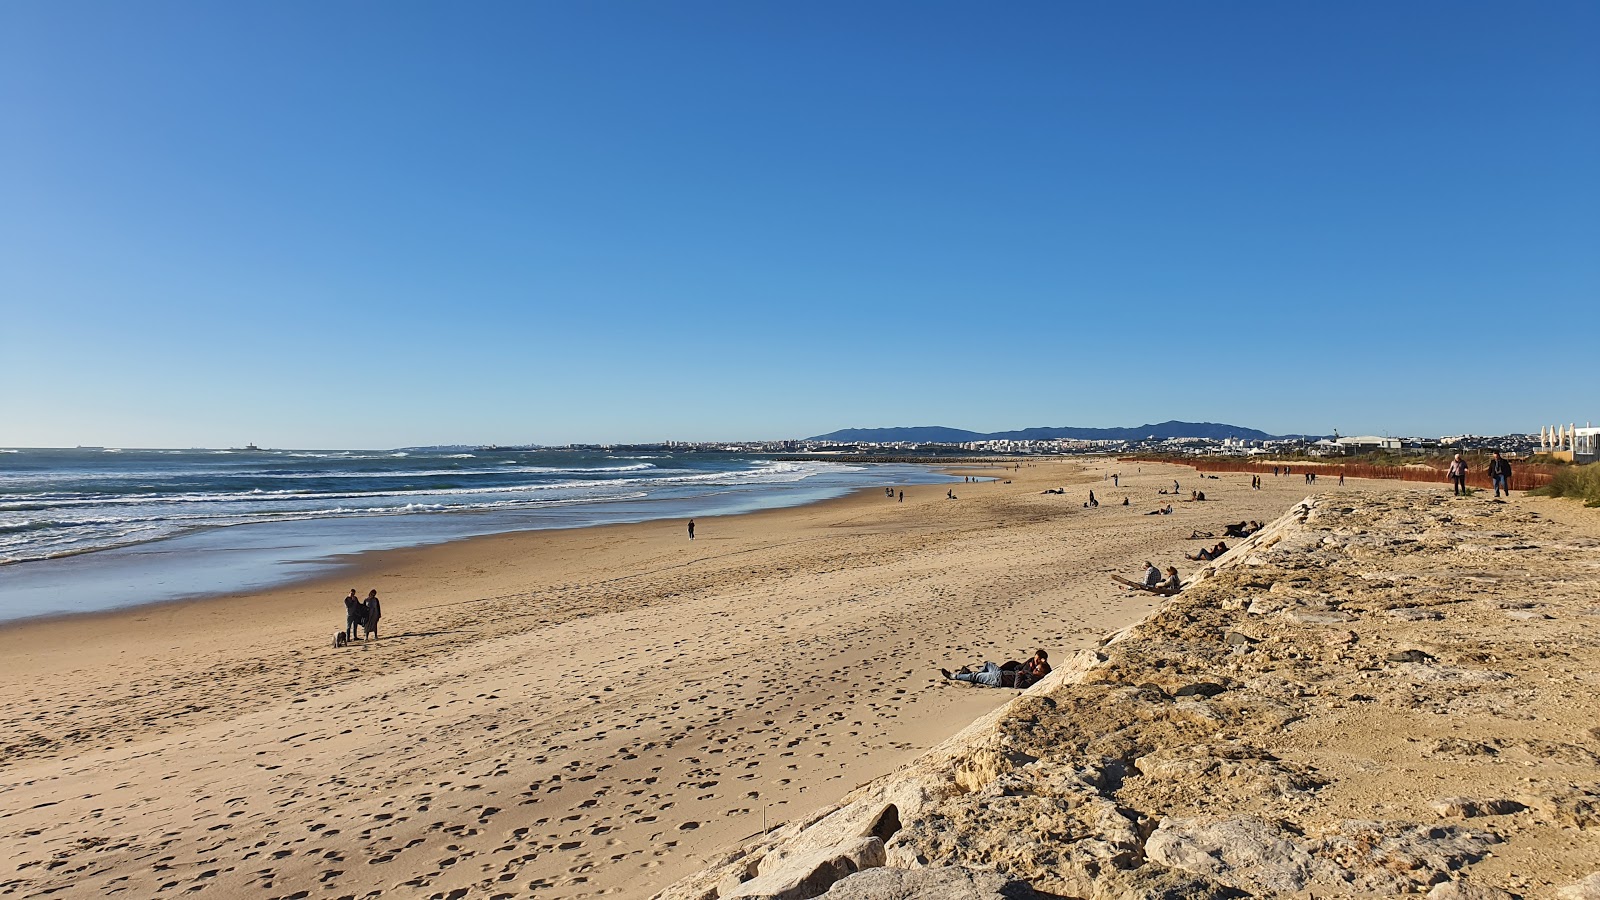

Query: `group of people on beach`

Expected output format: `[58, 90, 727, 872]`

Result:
[342, 589, 383, 642]
[1451, 451, 1515, 497]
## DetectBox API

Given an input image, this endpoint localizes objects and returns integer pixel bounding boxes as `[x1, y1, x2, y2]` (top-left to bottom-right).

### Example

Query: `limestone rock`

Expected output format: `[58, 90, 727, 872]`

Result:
[816, 866, 1035, 900]
[1559, 873, 1600, 900]
[1427, 797, 1526, 818]
[1088, 864, 1241, 900]
[1387, 607, 1443, 621]
[1282, 609, 1357, 626]
[1172, 682, 1226, 699]
[1504, 609, 1551, 621]
[1312, 820, 1503, 892]
[1143, 816, 1317, 892]
[725, 837, 885, 900]
[1427, 737, 1499, 758]
[1534, 785, 1600, 829]
[1387, 649, 1436, 664]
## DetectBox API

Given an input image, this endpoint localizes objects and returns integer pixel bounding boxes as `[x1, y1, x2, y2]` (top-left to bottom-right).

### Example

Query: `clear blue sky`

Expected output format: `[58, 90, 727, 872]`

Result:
[3, 1, 1596, 447]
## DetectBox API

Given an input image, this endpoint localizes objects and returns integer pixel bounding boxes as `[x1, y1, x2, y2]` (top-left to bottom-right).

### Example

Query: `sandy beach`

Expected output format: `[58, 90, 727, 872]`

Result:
[659, 484, 1600, 900]
[1, 459, 1331, 899]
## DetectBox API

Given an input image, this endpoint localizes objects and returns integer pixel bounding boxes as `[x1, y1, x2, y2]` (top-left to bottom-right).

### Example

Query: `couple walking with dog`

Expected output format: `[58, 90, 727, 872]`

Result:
[342, 589, 382, 644]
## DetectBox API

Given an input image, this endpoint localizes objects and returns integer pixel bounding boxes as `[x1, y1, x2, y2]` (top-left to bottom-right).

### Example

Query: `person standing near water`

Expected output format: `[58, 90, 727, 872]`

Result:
[363, 590, 382, 640]
[343, 589, 364, 642]
[687, 519, 695, 540]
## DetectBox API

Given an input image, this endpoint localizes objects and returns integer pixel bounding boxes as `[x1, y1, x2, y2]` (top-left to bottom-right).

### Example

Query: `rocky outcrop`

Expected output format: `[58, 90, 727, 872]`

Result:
[658, 493, 1600, 899]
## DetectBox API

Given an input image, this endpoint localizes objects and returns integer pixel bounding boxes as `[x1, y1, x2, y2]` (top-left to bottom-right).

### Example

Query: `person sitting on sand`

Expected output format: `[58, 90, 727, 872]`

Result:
[1144, 504, 1173, 516]
[1121, 496, 1129, 505]
[1159, 566, 1182, 593]
[1143, 561, 1162, 588]
[941, 650, 1050, 689]
[1116, 563, 1161, 593]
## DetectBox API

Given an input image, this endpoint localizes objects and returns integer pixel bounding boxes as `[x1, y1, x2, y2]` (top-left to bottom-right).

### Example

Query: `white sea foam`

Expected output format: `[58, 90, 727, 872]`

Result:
[0, 453, 884, 567]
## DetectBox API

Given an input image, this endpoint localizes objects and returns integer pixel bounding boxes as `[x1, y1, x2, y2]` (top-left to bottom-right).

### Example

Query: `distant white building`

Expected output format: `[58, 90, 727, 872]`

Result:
[1541, 423, 1598, 464]
[1337, 436, 1402, 452]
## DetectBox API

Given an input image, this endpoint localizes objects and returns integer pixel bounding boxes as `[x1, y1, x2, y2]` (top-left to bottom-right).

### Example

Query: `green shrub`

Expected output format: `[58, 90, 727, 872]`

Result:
[1532, 462, 1600, 506]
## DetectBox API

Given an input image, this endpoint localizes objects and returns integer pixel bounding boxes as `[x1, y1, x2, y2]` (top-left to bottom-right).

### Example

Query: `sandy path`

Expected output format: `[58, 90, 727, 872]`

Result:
[1, 458, 1321, 899]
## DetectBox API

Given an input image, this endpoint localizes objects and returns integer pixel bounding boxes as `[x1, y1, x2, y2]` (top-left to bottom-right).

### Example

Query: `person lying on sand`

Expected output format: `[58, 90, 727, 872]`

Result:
[1186, 541, 1228, 562]
[941, 650, 1050, 688]
[1144, 504, 1174, 515]
[1190, 530, 1216, 539]
[1224, 520, 1263, 538]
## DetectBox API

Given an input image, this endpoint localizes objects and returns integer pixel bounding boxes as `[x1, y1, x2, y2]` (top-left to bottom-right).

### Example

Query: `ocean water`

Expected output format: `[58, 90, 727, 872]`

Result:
[0, 448, 954, 622]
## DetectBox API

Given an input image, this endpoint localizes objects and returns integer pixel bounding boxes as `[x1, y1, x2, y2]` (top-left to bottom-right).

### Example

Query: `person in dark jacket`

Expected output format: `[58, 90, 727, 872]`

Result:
[1488, 452, 1513, 498]
[363, 590, 382, 640]
[343, 589, 365, 642]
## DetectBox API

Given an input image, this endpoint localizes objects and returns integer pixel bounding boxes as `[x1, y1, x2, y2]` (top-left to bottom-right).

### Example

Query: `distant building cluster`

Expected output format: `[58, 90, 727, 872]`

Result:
[483, 432, 1554, 459]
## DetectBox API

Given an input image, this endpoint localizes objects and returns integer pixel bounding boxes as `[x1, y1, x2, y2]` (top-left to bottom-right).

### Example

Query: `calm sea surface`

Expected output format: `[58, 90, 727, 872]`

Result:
[0, 448, 954, 622]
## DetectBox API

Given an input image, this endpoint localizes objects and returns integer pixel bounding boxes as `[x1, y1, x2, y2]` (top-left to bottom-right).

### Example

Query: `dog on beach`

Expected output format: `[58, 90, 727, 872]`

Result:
[333, 632, 348, 648]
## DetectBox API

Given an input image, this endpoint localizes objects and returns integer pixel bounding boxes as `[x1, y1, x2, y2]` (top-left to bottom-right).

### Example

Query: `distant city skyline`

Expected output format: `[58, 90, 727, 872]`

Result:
[4, 2, 1596, 449]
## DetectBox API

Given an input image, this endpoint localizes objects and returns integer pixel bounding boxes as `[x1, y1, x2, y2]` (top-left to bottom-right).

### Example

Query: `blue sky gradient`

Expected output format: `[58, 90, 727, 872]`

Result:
[3, 1, 1596, 447]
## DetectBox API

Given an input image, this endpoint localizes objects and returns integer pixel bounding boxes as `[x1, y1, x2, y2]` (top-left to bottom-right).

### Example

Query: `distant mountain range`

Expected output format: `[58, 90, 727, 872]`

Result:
[808, 421, 1310, 443]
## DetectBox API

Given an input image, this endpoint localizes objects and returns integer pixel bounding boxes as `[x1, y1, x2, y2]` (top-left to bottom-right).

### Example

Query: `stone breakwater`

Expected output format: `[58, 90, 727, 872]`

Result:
[658, 492, 1600, 900]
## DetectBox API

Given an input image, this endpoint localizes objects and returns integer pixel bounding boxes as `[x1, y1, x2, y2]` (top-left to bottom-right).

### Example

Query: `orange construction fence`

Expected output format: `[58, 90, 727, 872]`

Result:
[1123, 456, 1554, 493]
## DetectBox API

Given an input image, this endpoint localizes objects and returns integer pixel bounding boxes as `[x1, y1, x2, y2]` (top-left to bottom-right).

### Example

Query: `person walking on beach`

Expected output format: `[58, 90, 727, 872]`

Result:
[897, 491, 903, 502]
[1112, 473, 1119, 487]
[1448, 454, 1469, 496]
[687, 519, 695, 540]
[1488, 452, 1513, 498]
[363, 590, 382, 640]
[343, 589, 365, 642]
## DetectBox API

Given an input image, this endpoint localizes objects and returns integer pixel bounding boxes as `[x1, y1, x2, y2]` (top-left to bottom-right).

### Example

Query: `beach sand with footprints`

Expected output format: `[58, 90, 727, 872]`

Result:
[2, 458, 1321, 900]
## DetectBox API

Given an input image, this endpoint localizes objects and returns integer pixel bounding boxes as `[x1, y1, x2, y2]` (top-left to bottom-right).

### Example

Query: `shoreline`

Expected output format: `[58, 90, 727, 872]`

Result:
[0, 474, 967, 641]
[1, 457, 1334, 900]
[0, 460, 964, 628]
